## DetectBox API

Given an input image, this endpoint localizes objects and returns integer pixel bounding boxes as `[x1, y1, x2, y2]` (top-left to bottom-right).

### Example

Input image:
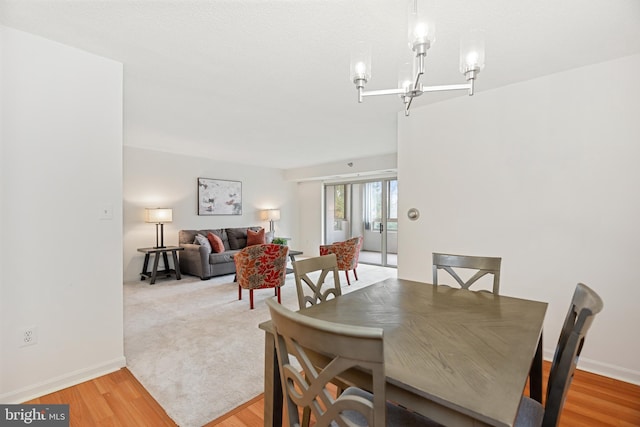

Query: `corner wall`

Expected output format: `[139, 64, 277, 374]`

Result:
[398, 54, 640, 384]
[123, 146, 298, 282]
[0, 26, 124, 401]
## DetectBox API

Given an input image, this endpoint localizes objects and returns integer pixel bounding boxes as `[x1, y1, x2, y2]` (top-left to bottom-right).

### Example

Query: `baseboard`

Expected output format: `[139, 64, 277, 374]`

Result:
[543, 349, 640, 386]
[0, 356, 126, 404]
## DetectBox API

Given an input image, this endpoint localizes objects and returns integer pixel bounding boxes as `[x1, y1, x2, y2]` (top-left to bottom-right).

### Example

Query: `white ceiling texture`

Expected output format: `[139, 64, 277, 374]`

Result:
[1, 0, 639, 169]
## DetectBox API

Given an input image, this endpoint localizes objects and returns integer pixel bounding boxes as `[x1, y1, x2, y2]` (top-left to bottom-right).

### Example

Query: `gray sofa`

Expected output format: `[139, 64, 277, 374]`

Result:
[178, 227, 271, 280]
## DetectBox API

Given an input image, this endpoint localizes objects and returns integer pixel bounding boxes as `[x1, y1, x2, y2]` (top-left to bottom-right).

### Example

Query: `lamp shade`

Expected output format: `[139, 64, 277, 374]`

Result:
[408, 0, 435, 50]
[261, 209, 281, 221]
[145, 208, 173, 223]
[349, 41, 372, 83]
[459, 29, 486, 74]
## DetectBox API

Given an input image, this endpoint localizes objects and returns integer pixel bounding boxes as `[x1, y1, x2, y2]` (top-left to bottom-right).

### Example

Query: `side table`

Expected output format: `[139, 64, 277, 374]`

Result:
[137, 246, 184, 285]
[286, 250, 303, 274]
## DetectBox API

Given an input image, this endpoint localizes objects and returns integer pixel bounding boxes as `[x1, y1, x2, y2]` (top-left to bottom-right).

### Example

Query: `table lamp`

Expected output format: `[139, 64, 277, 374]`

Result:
[261, 209, 280, 233]
[145, 208, 173, 248]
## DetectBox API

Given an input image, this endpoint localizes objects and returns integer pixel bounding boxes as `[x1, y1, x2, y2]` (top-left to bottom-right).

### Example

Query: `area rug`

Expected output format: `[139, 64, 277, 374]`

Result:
[124, 263, 397, 427]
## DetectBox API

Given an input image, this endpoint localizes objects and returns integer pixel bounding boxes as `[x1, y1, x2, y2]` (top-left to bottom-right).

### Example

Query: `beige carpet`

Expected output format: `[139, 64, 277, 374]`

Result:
[124, 263, 397, 427]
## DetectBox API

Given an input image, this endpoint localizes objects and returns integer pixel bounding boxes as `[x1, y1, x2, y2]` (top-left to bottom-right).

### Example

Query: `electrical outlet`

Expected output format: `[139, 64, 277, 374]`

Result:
[21, 326, 38, 347]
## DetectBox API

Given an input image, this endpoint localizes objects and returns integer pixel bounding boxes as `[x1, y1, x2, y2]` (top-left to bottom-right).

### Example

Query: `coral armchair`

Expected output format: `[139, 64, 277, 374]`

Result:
[319, 236, 362, 286]
[235, 243, 289, 309]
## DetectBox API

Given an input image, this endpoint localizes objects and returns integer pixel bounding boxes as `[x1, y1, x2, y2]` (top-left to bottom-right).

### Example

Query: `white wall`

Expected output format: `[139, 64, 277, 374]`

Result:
[123, 147, 298, 282]
[296, 181, 324, 257]
[398, 54, 640, 384]
[0, 26, 125, 402]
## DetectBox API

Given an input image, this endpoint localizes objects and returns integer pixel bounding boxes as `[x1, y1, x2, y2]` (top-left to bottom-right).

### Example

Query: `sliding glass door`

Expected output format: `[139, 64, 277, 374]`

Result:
[324, 178, 397, 267]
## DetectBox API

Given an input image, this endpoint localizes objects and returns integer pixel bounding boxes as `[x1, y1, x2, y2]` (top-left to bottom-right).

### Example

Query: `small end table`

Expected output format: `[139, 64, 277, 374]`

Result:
[138, 246, 184, 285]
[286, 250, 303, 274]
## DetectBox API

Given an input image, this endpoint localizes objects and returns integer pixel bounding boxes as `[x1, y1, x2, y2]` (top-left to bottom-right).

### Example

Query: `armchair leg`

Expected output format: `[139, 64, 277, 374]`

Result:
[276, 286, 281, 304]
[353, 268, 358, 281]
[250, 289, 254, 310]
[238, 284, 242, 300]
[345, 270, 351, 286]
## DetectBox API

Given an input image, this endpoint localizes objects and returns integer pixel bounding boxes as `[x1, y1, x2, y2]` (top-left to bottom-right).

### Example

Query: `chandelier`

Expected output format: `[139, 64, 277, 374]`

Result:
[350, 0, 485, 116]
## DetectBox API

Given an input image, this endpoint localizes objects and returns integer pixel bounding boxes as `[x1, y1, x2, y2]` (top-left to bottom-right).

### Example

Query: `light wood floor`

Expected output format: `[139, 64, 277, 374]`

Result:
[25, 362, 640, 426]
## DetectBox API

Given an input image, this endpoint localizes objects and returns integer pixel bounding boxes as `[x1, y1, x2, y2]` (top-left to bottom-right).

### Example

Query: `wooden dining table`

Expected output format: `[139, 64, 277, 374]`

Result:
[259, 277, 547, 427]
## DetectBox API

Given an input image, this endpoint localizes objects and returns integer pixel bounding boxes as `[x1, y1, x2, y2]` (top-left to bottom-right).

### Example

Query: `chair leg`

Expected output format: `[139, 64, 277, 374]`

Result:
[238, 284, 242, 300]
[302, 407, 311, 427]
[353, 268, 358, 281]
[345, 270, 351, 286]
[276, 286, 281, 304]
[250, 289, 254, 310]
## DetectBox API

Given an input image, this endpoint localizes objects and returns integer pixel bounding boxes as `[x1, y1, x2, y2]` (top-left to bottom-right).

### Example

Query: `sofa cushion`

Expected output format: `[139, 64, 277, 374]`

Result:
[194, 234, 212, 251]
[180, 229, 200, 245]
[209, 250, 240, 265]
[226, 226, 261, 249]
[207, 232, 225, 253]
[247, 228, 265, 246]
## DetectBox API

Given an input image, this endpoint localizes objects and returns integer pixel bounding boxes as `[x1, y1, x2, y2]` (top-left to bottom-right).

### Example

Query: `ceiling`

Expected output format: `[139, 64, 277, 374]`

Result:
[2, 0, 639, 169]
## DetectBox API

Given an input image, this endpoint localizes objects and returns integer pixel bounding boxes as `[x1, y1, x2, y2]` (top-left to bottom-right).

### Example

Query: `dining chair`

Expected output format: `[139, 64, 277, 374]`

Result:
[234, 243, 289, 309]
[515, 282, 604, 427]
[292, 253, 346, 425]
[432, 252, 502, 294]
[319, 236, 362, 286]
[265, 298, 440, 427]
[293, 254, 341, 310]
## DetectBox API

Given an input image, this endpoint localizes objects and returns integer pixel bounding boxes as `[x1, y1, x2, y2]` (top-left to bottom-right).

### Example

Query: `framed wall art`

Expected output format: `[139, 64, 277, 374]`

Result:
[198, 178, 242, 215]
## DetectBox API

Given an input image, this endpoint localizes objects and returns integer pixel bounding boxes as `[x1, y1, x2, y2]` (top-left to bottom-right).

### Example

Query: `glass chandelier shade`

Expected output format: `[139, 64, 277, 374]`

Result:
[460, 29, 486, 74]
[408, 0, 435, 51]
[350, 41, 372, 83]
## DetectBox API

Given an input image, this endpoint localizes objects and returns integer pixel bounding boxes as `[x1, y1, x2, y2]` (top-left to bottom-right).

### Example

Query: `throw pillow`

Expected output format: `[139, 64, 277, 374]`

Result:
[207, 232, 225, 253]
[194, 234, 212, 251]
[246, 228, 266, 246]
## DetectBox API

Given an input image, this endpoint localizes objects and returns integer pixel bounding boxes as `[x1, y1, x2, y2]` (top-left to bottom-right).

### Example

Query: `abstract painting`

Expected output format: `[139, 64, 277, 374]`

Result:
[198, 178, 242, 215]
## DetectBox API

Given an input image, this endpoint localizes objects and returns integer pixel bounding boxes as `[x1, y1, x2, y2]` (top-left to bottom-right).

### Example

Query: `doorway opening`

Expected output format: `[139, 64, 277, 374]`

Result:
[324, 178, 397, 267]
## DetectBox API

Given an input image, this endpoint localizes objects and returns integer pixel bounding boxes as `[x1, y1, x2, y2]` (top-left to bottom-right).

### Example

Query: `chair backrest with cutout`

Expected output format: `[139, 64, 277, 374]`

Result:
[432, 252, 502, 294]
[266, 298, 386, 427]
[542, 282, 603, 427]
[293, 254, 342, 310]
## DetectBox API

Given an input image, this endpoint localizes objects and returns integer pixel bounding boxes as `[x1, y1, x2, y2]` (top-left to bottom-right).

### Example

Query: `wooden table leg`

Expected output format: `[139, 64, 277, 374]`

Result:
[172, 250, 181, 280]
[141, 254, 150, 281]
[150, 252, 161, 285]
[264, 330, 283, 427]
[530, 331, 543, 402]
[162, 251, 170, 272]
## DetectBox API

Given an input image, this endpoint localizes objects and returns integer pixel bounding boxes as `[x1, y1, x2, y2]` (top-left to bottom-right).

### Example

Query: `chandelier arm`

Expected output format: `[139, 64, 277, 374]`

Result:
[361, 88, 407, 97]
[405, 96, 414, 116]
[421, 83, 472, 93]
[414, 53, 426, 91]
[413, 70, 423, 91]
